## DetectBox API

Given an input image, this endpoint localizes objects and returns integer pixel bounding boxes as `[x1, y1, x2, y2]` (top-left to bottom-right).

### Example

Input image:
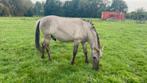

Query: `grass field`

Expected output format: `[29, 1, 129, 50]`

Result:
[0, 17, 147, 83]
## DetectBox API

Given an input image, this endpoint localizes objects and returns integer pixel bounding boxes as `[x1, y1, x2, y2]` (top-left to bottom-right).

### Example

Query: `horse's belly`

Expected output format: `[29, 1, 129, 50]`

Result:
[53, 32, 75, 42]
[56, 36, 74, 42]
[52, 26, 86, 42]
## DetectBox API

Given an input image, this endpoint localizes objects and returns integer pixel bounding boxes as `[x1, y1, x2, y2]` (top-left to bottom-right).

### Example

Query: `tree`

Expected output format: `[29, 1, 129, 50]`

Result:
[24, 8, 33, 17]
[127, 8, 147, 23]
[44, 0, 61, 16]
[62, 1, 72, 16]
[43, 0, 108, 17]
[0, 6, 11, 16]
[62, 0, 80, 17]
[34, 1, 44, 16]
[0, 0, 33, 16]
[62, 0, 107, 17]
[109, 0, 128, 13]
[0, 0, 12, 16]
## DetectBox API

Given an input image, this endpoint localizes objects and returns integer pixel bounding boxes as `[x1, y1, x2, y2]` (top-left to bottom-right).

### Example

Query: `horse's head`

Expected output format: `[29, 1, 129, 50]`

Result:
[93, 47, 102, 69]
[91, 26, 103, 70]
[83, 20, 103, 70]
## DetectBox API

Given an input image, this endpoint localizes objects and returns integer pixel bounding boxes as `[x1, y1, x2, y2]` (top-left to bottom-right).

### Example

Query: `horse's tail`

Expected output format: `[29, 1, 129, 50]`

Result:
[35, 21, 41, 52]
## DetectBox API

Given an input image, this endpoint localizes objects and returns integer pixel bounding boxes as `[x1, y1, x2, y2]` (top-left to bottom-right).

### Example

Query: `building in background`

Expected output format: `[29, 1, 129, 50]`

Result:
[101, 11, 125, 20]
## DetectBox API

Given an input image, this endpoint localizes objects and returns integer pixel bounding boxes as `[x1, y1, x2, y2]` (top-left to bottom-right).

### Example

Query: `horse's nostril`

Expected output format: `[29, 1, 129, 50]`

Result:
[93, 57, 96, 59]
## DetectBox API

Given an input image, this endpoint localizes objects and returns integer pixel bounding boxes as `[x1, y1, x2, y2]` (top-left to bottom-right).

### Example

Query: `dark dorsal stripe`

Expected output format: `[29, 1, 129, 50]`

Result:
[82, 19, 96, 30]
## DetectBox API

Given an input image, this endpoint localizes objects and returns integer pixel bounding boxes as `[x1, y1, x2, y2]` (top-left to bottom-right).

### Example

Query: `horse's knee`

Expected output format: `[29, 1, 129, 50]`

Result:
[42, 39, 49, 48]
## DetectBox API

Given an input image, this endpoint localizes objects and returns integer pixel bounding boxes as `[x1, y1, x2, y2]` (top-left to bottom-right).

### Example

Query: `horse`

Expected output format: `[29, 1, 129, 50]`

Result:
[35, 15, 102, 70]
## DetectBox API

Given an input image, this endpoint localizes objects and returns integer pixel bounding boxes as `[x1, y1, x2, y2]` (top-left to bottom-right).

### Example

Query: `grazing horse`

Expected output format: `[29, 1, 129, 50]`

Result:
[35, 15, 102, 70]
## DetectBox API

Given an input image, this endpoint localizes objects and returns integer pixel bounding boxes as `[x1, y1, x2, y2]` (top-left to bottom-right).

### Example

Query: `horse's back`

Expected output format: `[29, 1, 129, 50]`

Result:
[39, 15, 89, 42]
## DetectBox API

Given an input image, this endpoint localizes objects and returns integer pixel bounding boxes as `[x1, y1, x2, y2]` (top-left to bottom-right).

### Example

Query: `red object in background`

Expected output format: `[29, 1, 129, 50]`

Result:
[101, 11, 125, 20]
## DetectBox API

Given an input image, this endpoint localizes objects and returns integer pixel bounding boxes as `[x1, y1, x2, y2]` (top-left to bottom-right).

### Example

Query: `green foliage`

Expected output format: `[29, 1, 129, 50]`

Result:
[33, 1, 44, 16]
[0, 4, 11, 16]
[43, 0, 128, 17]
[0, 0, 33, 16]
[44, 0, 61, 16]
[107, 0, 128, 13]
[0, 0, 12, 16]
[127, 8, 147, 23]
[0, 17, 147, 83]
[24, 8, 34, 17]
[0, 0, 128, 17]
[44, 0, 107, 18]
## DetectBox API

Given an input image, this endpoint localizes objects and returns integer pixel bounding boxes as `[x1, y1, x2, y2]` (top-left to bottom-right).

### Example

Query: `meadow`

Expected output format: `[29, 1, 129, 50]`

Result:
[0, 17, 147, 83]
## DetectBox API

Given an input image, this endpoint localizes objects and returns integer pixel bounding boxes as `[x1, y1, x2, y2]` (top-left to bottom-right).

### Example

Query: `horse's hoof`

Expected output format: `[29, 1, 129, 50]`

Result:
[85, 61, 89, 64]
[48, 59, 52, 61]
[41, 56, 45, 59]
[93, 67, 99, 71]
[71, 61, 74, 65]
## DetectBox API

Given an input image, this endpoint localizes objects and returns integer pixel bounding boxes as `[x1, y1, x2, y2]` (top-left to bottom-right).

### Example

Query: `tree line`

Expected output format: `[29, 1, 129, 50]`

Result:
[1, 0, 147, 21]
[37, 0, 128, 18]
[1, 0, 129, 18]
[127, 8, 147, 23]
[0, 0, 33, 16]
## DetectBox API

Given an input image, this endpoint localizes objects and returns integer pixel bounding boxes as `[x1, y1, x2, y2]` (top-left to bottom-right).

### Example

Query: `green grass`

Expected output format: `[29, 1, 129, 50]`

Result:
[0, 17, 147, 83]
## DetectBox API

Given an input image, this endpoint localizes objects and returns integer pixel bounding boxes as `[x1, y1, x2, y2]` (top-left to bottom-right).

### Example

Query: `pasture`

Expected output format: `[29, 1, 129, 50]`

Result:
[0, 17, 147, 83]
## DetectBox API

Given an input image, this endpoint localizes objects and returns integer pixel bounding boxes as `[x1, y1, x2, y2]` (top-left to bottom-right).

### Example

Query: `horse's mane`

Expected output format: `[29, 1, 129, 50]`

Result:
[83, 19, 101, 49]
[82, 19, 96, 30]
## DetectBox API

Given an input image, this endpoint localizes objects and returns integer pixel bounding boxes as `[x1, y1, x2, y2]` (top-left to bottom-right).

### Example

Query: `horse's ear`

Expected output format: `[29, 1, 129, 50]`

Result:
[101, 46, 104, 52]
[94, 47, 103, 57]
[94, 47, 100, 53]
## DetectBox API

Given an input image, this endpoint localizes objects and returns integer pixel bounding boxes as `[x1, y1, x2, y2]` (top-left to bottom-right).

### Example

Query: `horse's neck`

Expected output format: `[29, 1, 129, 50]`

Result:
[88, 30, 98, 49]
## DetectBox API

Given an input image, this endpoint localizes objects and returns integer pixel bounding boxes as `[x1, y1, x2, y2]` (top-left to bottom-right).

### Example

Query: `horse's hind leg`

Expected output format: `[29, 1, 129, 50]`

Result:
[41, 35, 51, 59]
[41, 42, 46, 59]
[46, 44, 51, 61]
[71, 41, 79, 65]
[82, 42, 89, 64]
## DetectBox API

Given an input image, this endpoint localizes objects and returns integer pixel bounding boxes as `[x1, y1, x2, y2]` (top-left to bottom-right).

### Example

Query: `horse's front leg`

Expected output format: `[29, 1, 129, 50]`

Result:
[82, 42, 89, 64]
[71, 41, 79, 65]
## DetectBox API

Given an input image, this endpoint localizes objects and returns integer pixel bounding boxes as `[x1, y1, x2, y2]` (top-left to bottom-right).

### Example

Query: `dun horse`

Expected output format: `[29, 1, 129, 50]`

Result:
[35, 15, 102, 70]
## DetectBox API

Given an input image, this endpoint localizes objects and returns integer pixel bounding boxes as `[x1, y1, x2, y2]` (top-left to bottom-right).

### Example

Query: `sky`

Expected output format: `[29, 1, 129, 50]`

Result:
[124, 0, 147, 12]
[31, 0, 147, 12]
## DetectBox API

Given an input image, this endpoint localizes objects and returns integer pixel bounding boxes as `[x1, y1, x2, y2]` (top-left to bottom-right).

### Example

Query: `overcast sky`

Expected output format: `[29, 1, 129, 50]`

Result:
[124, 0, 147, 12]
[32, 0, 147, 12]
